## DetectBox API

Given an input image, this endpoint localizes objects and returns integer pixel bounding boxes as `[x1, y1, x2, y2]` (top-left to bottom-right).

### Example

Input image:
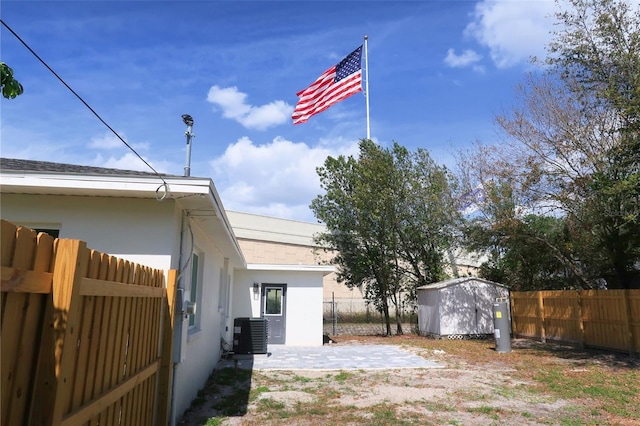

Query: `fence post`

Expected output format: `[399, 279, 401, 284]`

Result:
[621, 290, 636, 356]
[332, 292, 336, 336]
[576, 291, 585, 350]
[28, 233, 57, 426]
[537, 292, 546, 343]
[156, 269, 178, 426]
[509, 292, 516, 336]
[49, 239, 89, 425]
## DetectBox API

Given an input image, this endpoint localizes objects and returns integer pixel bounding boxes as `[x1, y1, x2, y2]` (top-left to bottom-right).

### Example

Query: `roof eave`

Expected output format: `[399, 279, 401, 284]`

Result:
[0, 171, 247, 267]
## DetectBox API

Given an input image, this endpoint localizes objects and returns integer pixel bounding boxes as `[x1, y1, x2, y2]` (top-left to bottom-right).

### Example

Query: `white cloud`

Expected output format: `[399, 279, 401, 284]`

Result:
[92, 152, 171, 174]
[206, 85, 294, 130]
[88, 133, 123, 149]
[87, 132, 150, 151]
[444, 48, 485, 73]
[209, 136, 359, 221]
[464, 0, 556, 68]
[444, 48, 483, 68]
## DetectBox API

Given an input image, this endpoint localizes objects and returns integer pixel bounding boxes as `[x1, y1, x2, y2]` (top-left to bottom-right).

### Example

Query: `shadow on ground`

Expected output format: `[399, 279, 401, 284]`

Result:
[510, 338, 640, 370]
[177, 358, 254, 426]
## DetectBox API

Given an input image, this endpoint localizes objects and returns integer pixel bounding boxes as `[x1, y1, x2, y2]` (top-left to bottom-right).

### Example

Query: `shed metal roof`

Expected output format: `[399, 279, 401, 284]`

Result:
[417, 277, 507, 290]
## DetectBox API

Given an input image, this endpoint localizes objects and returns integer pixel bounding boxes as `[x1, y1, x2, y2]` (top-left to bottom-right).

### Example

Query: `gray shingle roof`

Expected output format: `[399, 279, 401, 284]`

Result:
[0, 158, 179, 177]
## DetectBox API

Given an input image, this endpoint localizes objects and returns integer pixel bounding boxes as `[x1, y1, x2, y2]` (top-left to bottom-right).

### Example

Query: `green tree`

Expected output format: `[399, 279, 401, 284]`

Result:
[1, 62, 24, 99]
[549, 0, 640, 288]
[459, 0, 640, 289]
[311, 140, 459, 334]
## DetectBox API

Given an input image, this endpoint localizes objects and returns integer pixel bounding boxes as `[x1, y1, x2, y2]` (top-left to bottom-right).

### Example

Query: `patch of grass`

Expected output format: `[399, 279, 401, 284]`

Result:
[256, 397, 286, 411]
[452, 388, 489, 401]
[292, 374, 312, 383]
[213, 367, 251, 386]
[317, 387, 342, 399]
[366, 403, 414, 425]
[306, 405, 330, 416]
[204, 418, 224, 426]
[467, 405, 501, 420]
[373, 407, 397, 422]
[292, 399, 336, 420]
[249, 385, 269, 402]
[533, 366, 640, 418]
[210, 388, 249, 416]
[191, 394, 207, 406]
[338, 385, 358, 396]
[334, 371, 352, 382]
[558, 418, 586, 426]
[424, 401, 456, 412]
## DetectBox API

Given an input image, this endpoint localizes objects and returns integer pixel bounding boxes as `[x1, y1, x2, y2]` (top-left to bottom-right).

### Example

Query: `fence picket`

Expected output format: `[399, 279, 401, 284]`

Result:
[157, 269, 177, 426]
[0, 220, 17, 267]
[1, 226, 37, 425]
[27, 232, 57, 425]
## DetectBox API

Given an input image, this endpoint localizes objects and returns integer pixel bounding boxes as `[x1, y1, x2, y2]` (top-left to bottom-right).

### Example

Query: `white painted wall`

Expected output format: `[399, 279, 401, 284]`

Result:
[1, 193, 181, 270]
[233, 269, 324, 346]
[171, 217, 229, 421]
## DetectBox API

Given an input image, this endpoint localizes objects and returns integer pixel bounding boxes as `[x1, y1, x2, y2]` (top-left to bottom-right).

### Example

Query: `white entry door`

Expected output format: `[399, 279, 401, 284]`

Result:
[261, 284, 286, 344]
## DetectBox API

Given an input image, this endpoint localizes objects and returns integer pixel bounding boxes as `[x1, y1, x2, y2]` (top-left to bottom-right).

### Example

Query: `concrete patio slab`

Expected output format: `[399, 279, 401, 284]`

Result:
[218, 344, 442, 371]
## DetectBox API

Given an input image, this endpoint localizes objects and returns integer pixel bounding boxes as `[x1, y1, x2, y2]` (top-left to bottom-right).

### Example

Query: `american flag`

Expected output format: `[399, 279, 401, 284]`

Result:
[458, 186, 486, 215]
[292, 45, 363, 125]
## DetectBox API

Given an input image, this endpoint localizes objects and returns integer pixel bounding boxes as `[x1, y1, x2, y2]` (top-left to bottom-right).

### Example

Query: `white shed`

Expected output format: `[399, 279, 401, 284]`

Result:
[417, 277, 510, 338]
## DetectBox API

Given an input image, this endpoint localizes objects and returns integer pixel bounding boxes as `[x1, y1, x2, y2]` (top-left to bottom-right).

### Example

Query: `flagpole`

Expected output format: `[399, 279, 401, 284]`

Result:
[364, 35, 370, 140]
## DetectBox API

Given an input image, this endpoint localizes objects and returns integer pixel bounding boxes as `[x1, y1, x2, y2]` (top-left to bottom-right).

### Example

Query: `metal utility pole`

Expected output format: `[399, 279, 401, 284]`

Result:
[182, 114, 194, 177]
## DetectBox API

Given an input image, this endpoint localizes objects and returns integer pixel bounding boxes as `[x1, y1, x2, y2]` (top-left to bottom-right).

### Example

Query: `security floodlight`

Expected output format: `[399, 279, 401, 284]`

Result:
[182, 114, 194, 126]
[182, 114, 195, 176]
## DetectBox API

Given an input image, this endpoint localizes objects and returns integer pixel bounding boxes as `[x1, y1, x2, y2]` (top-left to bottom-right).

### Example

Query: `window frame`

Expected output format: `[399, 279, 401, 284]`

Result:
[188, 250, 203, 329]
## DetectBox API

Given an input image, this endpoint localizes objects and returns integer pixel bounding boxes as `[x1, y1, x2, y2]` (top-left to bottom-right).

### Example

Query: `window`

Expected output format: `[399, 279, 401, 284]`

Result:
[188, 252, 201, 328]
[217, 258, 230, 318]
[264, 287, 283, 315]
[34, 228, 60, 238]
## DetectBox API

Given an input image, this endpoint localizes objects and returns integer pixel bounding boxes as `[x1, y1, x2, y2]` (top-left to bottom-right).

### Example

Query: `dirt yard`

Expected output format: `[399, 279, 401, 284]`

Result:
[178, 335, 640, 426]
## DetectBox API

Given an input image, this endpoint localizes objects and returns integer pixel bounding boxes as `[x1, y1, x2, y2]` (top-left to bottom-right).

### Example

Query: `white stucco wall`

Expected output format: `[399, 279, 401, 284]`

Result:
[0, 193, 181, 270]
[233, 269, 324, 346]
[171, 218, 230, 422]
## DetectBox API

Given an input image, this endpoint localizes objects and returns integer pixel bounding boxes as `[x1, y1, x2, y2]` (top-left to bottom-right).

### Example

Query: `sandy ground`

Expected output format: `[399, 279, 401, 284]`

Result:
[177, 337, 639, 426]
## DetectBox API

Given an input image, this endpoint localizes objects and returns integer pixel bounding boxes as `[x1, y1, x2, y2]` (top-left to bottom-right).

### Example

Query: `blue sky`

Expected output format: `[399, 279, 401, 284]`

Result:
[2, 0, 561, 222]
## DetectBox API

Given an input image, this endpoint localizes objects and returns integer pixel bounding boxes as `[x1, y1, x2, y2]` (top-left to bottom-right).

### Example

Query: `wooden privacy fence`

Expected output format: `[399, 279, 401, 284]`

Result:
[1, 220, 178, 425]
[511, 290, 640, 354]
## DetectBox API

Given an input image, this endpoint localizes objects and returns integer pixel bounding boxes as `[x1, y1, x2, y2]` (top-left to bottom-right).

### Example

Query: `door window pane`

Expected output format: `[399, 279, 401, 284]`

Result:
[264, 288, 282, 315]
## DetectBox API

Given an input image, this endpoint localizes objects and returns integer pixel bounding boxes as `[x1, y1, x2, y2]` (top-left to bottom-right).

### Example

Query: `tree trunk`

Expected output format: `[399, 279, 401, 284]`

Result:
[395, 303, 403, 335]
[382, 298, 392, 336]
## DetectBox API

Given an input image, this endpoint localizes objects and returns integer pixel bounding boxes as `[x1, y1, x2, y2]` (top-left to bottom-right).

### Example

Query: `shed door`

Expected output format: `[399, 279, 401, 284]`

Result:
[261, 284, 286, 344]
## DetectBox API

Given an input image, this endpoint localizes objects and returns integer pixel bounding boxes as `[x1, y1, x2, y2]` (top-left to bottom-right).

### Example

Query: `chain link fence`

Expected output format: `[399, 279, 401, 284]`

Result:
[323, 293, 417, 336]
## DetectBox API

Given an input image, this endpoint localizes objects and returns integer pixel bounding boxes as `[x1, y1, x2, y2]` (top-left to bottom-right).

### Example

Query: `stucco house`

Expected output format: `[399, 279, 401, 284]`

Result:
[225, 211, 333, 346]
[225, 210, 367, 317]
[0, 158, 330, 424]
